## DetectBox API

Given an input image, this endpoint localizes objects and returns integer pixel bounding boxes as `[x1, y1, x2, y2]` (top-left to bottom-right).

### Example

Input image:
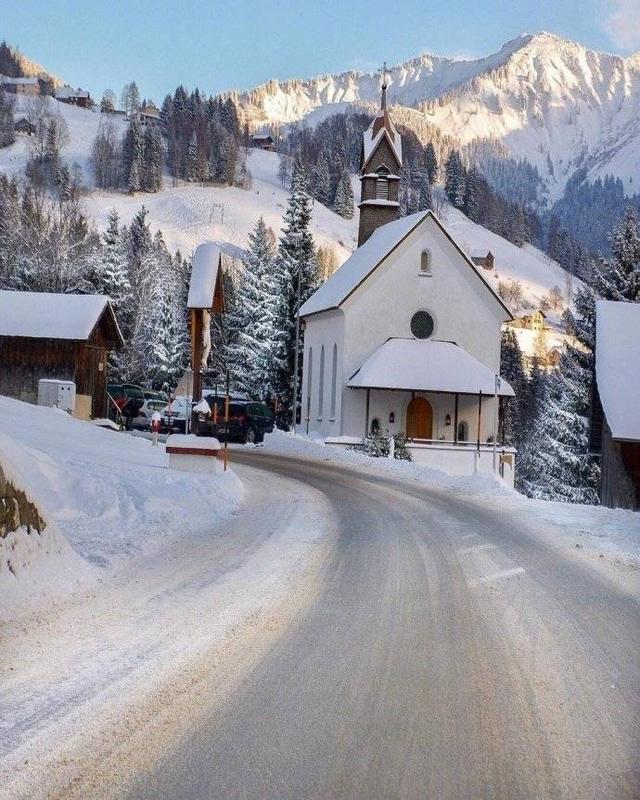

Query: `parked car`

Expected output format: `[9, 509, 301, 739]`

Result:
[198, 398, 275, 443]
[130, 396, 169, 430]
[160, 395, 192, 433]
[107, 383, 145, 426]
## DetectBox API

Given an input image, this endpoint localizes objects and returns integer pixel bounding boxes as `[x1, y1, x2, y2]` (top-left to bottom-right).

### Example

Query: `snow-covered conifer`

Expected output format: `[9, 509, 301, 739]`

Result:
[333, 171, 354, 218]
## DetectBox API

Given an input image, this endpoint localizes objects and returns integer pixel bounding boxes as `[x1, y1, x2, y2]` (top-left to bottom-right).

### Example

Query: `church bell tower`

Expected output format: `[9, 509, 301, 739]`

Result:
[357, 64, 403, 247]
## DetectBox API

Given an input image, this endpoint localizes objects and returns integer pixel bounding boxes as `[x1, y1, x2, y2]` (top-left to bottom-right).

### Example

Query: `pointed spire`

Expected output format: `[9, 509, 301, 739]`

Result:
[381, 61, 388, 111]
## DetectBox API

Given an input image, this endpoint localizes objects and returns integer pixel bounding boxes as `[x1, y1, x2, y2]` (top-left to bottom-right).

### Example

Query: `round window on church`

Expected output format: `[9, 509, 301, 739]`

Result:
[410, 311, 434, 339]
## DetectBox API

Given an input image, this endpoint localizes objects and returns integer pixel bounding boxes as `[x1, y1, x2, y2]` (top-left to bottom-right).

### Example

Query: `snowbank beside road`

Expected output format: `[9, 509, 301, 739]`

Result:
[261, 430, 640, 570]
[0, 395, 243, 617]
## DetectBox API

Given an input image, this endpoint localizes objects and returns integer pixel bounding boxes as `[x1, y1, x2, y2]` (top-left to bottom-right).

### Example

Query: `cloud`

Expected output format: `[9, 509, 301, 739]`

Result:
[603, 0, 640, 50]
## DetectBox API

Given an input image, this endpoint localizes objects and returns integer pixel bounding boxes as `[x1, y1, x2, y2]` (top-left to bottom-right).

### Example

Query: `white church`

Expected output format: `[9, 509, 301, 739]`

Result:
[299, 78, 517, 484]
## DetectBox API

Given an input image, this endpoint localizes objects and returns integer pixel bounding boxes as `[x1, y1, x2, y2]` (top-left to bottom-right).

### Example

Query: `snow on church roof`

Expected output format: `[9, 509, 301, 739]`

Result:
[300, 211, 427, 317]
[348, 338, 514, 396]
[595, 300, 640, 442]
[0, 290, 122, 343]
[362, 120, 403, 169]
[300, 210, 511, 318]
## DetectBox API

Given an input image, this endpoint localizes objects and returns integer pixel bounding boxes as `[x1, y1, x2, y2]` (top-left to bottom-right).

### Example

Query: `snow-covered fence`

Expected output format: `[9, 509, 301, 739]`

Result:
[165, 434, 223, 474]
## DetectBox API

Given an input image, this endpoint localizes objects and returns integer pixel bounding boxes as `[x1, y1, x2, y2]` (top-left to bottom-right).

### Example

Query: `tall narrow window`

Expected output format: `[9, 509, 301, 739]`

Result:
[330, 343, 338, 420]
[318, 346, 325, 419]
[420, 249, 432, 275]
[306, 348, 313, 420]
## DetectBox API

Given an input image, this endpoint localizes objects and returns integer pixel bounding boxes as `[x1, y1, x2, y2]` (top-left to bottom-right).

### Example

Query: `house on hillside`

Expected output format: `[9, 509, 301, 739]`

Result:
[55, 85, 92, 108]
[592, 300, 640, 510]
[14, 117, 36, 136]
[250, 134, 274, 151]
[471, 251, 495, 271]
[0, 291, 123, 419]
[508, 309, 547, 332]
[133, 103, 162, 129]
[299, 80, 516, 484]
[0, 75, 40, 96]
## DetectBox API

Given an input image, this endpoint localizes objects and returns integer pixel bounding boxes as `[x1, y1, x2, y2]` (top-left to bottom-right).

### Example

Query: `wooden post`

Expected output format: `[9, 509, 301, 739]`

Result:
[365, 388, 371, 437]
[477, 390, 482, 452]
[453, 393, 459, 445]
[223, 370, 229, 472]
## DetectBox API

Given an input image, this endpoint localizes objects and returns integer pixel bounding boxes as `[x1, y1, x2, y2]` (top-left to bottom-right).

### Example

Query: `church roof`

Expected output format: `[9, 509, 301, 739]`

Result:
[348, 338, 515, 396]
[595, 300, 640, 442]
[300, 210, 511, 318]
[362, 115, 402, 171]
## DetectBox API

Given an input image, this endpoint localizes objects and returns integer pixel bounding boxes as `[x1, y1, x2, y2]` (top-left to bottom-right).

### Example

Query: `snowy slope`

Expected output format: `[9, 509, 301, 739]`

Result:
[232, 34, 640, 200]
[0, 97, 569, 325]
[439, 203, 576, 316]
[0, 95, 129, 184]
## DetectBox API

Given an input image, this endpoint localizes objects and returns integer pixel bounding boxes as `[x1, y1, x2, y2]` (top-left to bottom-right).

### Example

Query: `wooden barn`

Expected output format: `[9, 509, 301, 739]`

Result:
[0, 291, 123, 419]
[250, 134, 275, 151]
[592, 300, 640, 510]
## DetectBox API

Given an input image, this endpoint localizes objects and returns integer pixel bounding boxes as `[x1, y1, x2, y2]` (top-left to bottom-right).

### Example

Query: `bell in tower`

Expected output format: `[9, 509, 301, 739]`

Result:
[357, 63, 403, 246]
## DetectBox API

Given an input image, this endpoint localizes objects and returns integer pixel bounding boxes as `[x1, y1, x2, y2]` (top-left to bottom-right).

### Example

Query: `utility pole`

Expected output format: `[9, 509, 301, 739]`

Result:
[291, 257, 302, 434]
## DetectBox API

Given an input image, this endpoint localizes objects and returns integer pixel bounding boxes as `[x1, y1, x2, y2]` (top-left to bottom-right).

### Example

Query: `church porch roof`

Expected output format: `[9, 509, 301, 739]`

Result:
[348, 338, 515, 396]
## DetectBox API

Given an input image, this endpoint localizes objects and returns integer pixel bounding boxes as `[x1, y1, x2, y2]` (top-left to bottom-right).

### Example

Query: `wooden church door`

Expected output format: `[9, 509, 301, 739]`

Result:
[406, 397, 433, 440]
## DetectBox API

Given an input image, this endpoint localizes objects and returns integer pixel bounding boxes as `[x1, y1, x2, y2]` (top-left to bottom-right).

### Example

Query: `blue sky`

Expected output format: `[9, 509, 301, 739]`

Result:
[3, 0, 639, 102]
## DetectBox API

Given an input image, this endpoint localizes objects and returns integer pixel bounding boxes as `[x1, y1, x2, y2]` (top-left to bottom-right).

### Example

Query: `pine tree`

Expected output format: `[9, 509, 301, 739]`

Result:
[313, 150, 332, 206]
[444, 150, 466, 208]
[186, 131, 199, 182]
[417, 179, 433, 212]
[423, 142, 438, 185]
[593, 208, 640, 302]
[333, 171, 354, 218]
[271, 164, 319, 425]
[123, 119, 143, 192]
[225, 217, 280, 399]
[142, 127, 163, 192]
[463, 168, 480, 222]
[499, 329, 527, 449]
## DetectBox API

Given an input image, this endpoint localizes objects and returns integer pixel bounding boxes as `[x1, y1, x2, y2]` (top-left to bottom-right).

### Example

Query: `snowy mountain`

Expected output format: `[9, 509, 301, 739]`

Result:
[233, 33, 640, 201]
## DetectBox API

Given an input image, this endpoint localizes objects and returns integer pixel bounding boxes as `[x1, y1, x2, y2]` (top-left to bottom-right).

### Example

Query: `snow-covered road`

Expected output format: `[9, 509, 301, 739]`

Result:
[2, 447, 639, 799]
[125, 450, 640, 800]
[0, 459, 336, 800]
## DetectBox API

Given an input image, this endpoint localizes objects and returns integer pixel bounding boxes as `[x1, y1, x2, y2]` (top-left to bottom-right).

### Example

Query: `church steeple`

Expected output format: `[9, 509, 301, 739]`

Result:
[357, 65, 403, 247]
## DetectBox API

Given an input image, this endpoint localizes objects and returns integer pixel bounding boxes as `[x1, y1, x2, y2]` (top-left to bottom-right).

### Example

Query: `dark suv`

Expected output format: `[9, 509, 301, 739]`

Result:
[198, 398, 275, 443]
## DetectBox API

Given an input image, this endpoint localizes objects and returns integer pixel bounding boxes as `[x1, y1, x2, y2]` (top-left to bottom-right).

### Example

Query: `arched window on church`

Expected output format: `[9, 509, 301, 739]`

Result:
[375, 168, 389, 200]
[306, 347, 313, 421]
[330, 343, 338, 420]
[420, 249, 432, 275]
[318, 346, 325, 419]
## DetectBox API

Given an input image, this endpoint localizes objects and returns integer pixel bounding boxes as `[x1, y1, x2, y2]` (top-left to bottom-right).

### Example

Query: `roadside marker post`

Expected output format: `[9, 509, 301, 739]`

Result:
[223, 370, 230, 472]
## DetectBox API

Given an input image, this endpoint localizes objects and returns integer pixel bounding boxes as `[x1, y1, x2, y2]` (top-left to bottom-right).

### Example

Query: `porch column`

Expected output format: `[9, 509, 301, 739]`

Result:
[453, 393, 459, 444]
[365, 388, 370, 437]
[476, 390, 482, 451]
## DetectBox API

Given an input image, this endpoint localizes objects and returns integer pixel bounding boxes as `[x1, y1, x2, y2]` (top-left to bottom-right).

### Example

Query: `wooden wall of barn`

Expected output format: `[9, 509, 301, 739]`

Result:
[600, 422, 640, 510]
[0, 336, 110, 417]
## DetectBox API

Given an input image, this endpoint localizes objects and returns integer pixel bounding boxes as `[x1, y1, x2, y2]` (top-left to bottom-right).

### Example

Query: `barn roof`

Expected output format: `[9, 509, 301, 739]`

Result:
[595, 300, 640, 442]
[299, 210, 512, 319]
[0, 290, 123, 346]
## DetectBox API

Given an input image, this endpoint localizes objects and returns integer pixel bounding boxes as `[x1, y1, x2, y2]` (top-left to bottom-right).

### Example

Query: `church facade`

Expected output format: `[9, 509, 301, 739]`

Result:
[299, 80, 516, 483]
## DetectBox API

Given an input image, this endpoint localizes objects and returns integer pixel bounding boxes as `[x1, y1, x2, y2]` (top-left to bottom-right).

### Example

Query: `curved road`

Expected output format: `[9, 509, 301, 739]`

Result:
[129, 450, 640, 800]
